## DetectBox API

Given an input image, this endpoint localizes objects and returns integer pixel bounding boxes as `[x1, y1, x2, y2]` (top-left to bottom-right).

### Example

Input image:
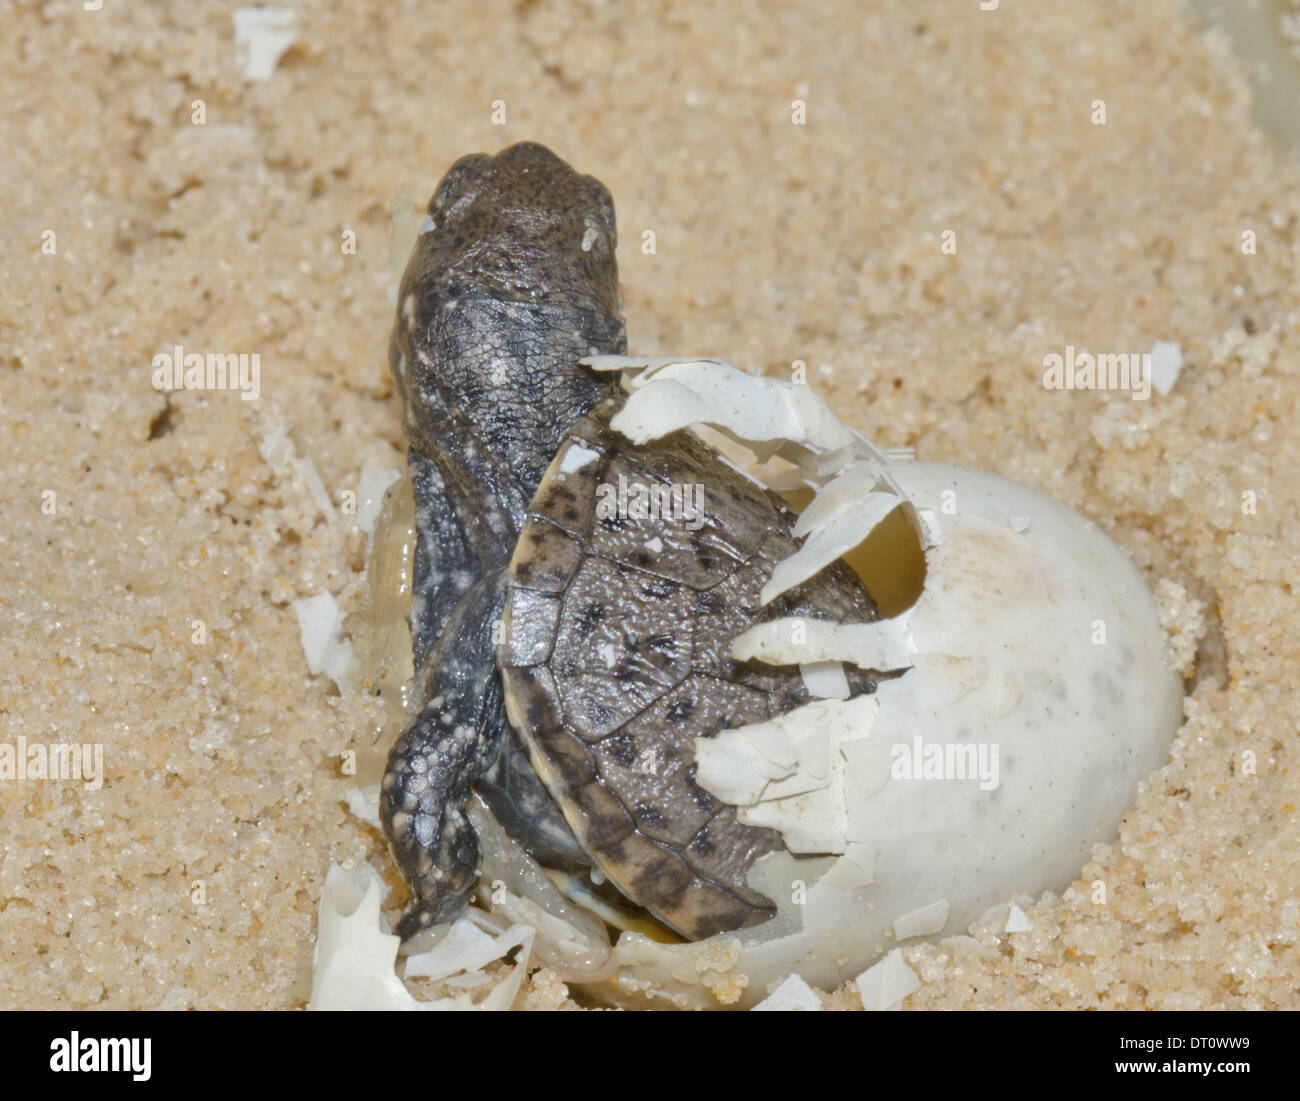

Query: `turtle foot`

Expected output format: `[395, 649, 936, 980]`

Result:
[380, 572, 507, 936]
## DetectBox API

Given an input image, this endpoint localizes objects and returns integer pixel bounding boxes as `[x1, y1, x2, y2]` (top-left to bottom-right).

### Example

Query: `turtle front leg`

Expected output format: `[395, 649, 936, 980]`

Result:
[381, 571, 508, 937]
[406, 446, 519, 673]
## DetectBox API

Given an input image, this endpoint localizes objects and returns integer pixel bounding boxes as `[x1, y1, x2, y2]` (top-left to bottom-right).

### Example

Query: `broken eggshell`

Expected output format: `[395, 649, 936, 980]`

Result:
[566, 356, 1182, 1008]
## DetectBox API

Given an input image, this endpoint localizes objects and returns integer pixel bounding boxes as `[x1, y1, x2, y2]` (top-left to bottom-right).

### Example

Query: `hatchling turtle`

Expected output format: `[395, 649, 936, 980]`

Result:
[381, 141, 881, 940]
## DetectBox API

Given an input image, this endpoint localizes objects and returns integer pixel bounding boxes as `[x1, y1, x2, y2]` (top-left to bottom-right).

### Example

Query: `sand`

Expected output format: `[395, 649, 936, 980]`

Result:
[2, 0, 1297, 1010]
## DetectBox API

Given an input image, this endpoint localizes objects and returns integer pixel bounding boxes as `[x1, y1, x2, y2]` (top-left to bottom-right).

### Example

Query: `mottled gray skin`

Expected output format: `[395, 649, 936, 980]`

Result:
[382, 143, 626, 936]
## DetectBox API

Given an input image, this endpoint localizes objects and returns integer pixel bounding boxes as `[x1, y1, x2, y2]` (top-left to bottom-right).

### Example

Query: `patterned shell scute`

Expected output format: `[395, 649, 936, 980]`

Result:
[499, 398, 877, 940]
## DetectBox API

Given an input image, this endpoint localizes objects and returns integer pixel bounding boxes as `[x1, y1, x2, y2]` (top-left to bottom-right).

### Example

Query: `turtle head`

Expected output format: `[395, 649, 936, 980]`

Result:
[406, 141, 622, 322]
[391, 143, 626, 499]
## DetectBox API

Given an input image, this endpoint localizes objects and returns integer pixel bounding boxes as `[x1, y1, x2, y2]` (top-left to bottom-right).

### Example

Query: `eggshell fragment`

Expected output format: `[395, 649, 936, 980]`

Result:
[404, 918, 532, 981]
[292, 593, 359, 691]
[232, 7, 298, 82]
[793, 463, 889, 535]
[799, 660, 850, 699]
[751, 973, 823, 1011]
[732, 616, 914, 671]
[308, 864, 422, 1011]
[855, 949, 921, 1011]
[695, 696, 879, 854]
[893, 899, 950, 940]
[762, 491, 902, 604]
[584, 355, 862, 456]
[308, 863, 533, 1011]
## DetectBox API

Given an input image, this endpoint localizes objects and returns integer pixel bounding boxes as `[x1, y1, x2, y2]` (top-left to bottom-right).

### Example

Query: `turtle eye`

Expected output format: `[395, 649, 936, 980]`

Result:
[429, 153, 490, 222]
